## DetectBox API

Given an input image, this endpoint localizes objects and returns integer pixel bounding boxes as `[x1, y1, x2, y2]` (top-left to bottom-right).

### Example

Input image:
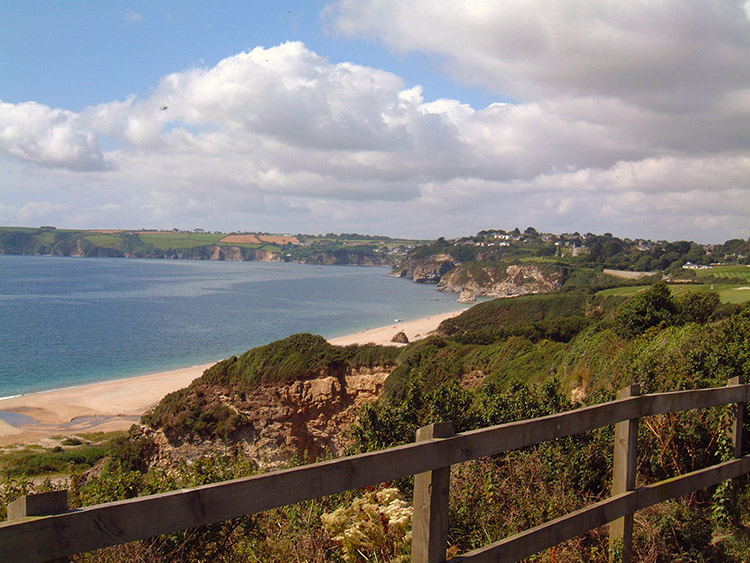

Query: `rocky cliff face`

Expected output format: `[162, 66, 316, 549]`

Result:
[300, 252, 391, 266]
[135, 366, 390, 470]
[389, 253, 456, 283]
[438, 263, 565, 298]
[206, 246, 281, 262]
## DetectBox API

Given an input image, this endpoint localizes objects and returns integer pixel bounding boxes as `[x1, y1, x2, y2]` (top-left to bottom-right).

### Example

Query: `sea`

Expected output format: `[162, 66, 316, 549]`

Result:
[0, 255, 464, 398]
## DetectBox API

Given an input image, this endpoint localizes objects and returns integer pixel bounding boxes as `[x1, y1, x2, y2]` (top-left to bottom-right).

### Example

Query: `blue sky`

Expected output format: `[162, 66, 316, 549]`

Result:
[1, 1, 748, 242]
[1, 1, 497, 111]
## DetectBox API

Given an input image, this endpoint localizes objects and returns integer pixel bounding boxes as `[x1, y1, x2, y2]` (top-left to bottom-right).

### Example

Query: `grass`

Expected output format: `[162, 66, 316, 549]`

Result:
[718, 286, 750, 304]
[518, 256, 565, 264]
[0, 431, 125, 477]
[83, 234, 124, 249]
[139, 232, 223, 250]
[694, 265, 750, 282]
[36, 232, 62, 245]
[597, 283, 750, 304]
[0, 444, 105, 477]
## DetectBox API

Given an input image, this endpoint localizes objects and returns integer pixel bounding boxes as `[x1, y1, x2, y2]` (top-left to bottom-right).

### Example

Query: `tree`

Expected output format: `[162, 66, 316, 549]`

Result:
[677, 291, 720, 324]
[614, 282, 679, 337]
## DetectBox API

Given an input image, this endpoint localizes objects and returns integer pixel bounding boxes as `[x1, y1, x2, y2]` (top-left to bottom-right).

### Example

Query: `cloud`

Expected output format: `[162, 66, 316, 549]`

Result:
[0, 101, 109, 170]
[123, 10, 144, 23]
[0, 28, 747, 242]
[18, 201, 73, 223]
[327, 0, 750, 113]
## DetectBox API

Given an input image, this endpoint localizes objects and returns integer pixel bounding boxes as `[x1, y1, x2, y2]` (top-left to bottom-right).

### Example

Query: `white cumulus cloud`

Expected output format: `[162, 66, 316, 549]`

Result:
[0, 9, 748, 243]
[0, 101, 109, 170]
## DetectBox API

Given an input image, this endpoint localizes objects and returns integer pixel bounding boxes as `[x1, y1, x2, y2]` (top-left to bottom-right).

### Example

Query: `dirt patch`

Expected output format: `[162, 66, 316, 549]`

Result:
[221, 234, 261, 244]
[603, 269, 654, 280]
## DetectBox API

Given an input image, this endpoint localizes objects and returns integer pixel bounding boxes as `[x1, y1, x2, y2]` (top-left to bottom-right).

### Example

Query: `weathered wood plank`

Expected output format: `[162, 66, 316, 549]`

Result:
[449, 398, 642, 462]
[0, 442, 449, 562]
[636, 456, 750, 509]
[412, 422, 454, 563]
[7, 490, 70, 563]
[642, 385, 748, 417]
[453, 456, 750, 563]
[729, 376, 745, 458]
[7, 490, 68, 522]
[0, 399, 643, 561]
[2, 384, 749, 562]
[609, 385, 640, 563]
[452, 492, 637, 563]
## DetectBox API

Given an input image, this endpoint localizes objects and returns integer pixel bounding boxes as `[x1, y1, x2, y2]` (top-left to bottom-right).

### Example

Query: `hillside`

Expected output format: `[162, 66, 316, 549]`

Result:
[136, 334, 401, 467]
[3, 225, 747, 304]
[391, 229, 750, 304]
[0, 285, 739, 559]
[2, 229, 750, 560]
[0, 226, 421, 266]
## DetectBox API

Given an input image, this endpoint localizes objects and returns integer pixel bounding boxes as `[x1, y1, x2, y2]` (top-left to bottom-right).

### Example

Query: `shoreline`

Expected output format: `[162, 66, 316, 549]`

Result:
[0, 310, 463, 446]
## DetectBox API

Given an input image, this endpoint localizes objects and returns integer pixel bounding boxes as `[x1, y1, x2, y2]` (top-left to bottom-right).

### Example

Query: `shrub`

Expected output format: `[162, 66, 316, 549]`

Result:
[614, 282, 679, 337]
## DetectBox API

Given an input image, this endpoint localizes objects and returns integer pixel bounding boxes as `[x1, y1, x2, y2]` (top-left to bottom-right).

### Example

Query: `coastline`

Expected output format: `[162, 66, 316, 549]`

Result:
[0, 310, 463, 446]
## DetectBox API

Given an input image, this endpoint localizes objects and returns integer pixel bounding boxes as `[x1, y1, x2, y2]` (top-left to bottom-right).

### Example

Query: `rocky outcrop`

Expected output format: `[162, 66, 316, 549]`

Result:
[438, 263, 565, 298]
[457, 290, 477, 303]
[390, 254, 456, 284]
[301, 252, 390, 266]
[136, 366, 390, 470]
[391, 331, 409, 344]
[206, 246, 281, 262]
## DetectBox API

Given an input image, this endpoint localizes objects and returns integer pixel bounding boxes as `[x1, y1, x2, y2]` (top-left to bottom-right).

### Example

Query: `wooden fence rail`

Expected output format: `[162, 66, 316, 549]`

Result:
[2, 378, 747, 563]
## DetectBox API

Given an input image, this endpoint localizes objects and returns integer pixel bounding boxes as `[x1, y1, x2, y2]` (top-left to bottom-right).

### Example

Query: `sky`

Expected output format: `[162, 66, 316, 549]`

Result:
[1, 1, 749, 243]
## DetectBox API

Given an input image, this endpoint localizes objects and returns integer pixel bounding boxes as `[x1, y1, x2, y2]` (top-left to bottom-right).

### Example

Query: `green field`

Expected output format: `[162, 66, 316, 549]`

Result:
[597, 281, 750, 304]
[694, 264, 750, 282]
[139, 232, 223, 250]
[83, 234, 124, 248]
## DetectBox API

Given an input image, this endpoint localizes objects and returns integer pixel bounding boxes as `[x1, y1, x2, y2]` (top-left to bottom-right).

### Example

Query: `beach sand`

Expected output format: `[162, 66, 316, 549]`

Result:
[0, 310, 463, 446]
[328, 310, 462, 346]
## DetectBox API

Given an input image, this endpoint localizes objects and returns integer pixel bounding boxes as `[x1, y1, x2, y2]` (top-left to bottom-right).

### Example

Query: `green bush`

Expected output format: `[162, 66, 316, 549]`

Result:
[613, 282, 679, 337]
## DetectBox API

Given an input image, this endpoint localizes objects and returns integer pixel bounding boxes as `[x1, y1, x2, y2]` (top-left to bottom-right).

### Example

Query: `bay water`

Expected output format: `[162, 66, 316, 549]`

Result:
[0, 255, 463, 398]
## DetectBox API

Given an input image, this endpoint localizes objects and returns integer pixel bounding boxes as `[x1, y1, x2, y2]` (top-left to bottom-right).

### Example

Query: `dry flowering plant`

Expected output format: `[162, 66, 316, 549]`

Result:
[321, 487, 412, 562]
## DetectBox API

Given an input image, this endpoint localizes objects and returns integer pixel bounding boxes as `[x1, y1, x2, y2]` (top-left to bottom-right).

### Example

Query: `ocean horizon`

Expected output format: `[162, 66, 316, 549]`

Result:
[0, 255, 463, 398]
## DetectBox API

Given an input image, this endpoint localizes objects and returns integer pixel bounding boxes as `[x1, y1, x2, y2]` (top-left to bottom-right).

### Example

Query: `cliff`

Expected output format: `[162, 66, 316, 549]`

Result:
[135, 333, 400, 469]
[437, 262, 567, 298]
[134, 366, 390, 469]
[0, 228, 405, 267]
[389, 253, 456, 283]
[297, 251, 390, 266]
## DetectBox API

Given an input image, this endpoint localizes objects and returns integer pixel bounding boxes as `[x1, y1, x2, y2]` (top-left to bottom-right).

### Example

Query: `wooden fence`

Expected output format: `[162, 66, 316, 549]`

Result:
[1, 376, 747, 563]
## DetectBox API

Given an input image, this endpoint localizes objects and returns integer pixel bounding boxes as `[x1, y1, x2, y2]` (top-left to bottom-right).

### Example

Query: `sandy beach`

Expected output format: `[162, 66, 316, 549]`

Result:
[0, 311, 462, 446]
[328, 310, 462, 346]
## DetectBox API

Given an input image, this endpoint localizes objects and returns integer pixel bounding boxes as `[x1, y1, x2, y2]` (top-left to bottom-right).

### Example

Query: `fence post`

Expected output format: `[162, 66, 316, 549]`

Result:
[729, 375, 745, 458]
[609, 384, 640, 563]
[7, 490, 69, 562]
[412, 421, 454, 563]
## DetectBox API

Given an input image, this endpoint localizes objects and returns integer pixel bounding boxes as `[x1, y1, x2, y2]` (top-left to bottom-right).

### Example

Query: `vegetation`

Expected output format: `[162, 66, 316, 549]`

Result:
[396, 228, 749, 294]
[143, 334, 401, 437]
[0, 226, 423, 265]
[2, 269, 750, 560]
[0, 432, 123, 478]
